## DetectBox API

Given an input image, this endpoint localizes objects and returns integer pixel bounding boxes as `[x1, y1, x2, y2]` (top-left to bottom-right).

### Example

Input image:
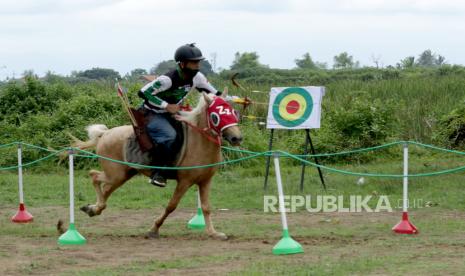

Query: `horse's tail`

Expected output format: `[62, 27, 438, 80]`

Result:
[69, 124, 109, 150]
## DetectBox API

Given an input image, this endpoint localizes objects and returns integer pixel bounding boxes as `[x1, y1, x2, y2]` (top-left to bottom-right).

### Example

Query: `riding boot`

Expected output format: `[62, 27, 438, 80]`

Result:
[150, 170, 167, 187]
[149, 145, 175, 187]
[149, 151, 167, 187]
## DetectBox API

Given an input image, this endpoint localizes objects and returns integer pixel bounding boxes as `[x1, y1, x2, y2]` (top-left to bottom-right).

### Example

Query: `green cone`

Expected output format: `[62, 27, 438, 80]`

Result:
[272, 229, 303, 255]
[187, 208, 206, 230]
[58, 223, 86, 245]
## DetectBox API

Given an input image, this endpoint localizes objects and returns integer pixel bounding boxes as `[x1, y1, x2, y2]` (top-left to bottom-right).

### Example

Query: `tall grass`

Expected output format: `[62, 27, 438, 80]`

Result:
[1, 68, 465, 170]
[215, 73, 465, 144]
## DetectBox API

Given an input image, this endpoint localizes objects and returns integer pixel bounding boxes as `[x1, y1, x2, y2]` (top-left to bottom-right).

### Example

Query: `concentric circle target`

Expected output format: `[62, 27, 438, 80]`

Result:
[272, 87, 313, 127]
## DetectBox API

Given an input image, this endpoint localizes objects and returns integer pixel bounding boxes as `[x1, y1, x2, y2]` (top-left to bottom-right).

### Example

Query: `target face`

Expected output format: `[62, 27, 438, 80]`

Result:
[272, 87, 313, 127]
[266, 86, 324, 129]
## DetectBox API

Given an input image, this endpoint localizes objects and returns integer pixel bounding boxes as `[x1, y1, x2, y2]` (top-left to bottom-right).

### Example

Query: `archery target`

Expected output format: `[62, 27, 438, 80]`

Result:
[267, 86, 324, 129]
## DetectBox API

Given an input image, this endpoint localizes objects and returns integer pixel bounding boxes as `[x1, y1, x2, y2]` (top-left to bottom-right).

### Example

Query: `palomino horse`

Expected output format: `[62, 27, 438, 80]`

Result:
[73, 92, 242, 240]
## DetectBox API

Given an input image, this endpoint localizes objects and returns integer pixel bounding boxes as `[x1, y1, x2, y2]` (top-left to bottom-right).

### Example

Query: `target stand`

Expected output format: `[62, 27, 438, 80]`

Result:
[263, 86, 326, 191]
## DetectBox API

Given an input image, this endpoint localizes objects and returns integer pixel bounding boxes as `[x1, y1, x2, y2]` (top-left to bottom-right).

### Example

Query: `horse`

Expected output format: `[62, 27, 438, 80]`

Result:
[72, 92, 242, 240]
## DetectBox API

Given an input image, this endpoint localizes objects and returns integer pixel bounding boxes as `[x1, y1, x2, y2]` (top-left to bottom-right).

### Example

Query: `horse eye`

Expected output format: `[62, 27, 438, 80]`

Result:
[210, 112, 220, 126]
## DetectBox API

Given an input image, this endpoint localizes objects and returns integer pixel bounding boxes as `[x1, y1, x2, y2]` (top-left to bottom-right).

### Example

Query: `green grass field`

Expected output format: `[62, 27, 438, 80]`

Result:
[2, 147, 465, 275]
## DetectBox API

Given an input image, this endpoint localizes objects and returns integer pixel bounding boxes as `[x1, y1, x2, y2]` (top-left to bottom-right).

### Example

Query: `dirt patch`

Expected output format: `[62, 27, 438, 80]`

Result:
[1, 207, 465, 275]
[0, 207, 267, 275]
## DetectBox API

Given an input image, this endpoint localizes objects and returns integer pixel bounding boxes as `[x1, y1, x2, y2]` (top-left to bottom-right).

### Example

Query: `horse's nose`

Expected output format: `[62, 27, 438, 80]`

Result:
[231, 136, 243, 144]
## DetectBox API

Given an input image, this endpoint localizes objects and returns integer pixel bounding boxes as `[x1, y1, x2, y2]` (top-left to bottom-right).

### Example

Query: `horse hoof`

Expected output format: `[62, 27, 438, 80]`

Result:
[211, 232, 228, 241]
[80, 204, 89, 213]
[145, 231, 159, 239]
[80, 204, 96, 217]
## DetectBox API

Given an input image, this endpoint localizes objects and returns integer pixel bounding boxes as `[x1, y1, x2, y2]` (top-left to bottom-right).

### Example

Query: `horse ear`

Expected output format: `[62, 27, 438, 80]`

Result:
[221, 87, 228, 98]
[203, 92, 213, 104]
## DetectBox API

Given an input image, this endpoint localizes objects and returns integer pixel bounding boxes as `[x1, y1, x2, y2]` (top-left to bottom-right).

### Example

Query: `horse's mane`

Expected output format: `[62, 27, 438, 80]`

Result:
[178, 93, 214, 125]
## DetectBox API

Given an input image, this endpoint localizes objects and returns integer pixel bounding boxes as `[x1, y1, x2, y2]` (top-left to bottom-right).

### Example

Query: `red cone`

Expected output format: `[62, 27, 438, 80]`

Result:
[11, 203, 34, 223]
[392, 212, 418, 234]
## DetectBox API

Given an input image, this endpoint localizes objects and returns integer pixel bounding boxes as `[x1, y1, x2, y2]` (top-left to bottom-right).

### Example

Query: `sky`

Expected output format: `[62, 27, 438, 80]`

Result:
[1, 0, 465, 79]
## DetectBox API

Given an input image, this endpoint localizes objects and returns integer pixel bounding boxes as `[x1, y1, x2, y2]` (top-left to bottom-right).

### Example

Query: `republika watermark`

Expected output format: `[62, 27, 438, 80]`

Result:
[264, 195, 424, 213]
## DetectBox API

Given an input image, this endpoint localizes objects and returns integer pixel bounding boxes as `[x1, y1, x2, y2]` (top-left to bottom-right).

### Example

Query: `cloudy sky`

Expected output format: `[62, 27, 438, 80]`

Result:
[1, 0, 464, 79]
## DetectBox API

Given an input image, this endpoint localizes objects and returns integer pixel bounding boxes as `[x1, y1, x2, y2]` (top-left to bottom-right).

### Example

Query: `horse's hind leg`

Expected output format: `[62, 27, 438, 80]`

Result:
[146, 180, 192, 238]
[198, 179, 227, 240]
[82, 167, 137, 217]
[81, 170, 109, 217]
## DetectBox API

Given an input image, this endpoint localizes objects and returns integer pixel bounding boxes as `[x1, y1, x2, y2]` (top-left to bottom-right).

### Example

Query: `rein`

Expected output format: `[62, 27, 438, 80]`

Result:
[177, 109, 221, 146]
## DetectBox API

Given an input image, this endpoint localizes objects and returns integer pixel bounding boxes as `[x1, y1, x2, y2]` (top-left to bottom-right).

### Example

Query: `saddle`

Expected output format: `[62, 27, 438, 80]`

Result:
[124, 109, 186, 180]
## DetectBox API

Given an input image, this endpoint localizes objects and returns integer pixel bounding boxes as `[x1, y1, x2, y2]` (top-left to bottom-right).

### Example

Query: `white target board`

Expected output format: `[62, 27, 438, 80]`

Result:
[266, 86, 324, 129]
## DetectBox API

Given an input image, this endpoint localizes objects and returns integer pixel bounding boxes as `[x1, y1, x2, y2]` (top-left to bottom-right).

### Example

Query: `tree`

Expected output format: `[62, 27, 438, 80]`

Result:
[150, 60, 177, 75]
[22, 69, 37, 78]
[415, 50, 447, 67]
[397, 56, 415, 69]
[370, 54, 382, 68]
[333, 52, 356, 69]
[295, 53, 316, 69]
[149, 59, 214, 76]
[200, 60, 214, 76]
[435, 55, 446, 66]
[416, 50, 435, 67]
[43, 71, 64, 83]
[315, 61, 328, 69]
[129, 68, 148, 77]
[230, 52, 266, 71]
[76, 68, 121, 80]
[124, 68, 148, 81]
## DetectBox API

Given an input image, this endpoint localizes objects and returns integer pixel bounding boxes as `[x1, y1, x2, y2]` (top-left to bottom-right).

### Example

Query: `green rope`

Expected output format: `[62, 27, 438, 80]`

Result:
[293, 141, 405, 157]
[0, 149, 66, 171]
[72, 147, 270, 170]
[221, 141, 405, 157]
[19, 142, 58, 152]
[0, 142, 18, 149]
[2, 140, 465, 178]
[407, 141, 465, 156]
[277, 150, 465, 178]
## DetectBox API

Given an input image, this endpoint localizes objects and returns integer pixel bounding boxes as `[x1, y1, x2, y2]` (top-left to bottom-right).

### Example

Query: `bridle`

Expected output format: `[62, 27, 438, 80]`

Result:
[178, 97, 239, 146]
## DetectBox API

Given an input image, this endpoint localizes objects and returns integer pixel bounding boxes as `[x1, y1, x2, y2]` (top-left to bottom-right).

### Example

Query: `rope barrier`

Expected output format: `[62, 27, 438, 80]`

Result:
[276, 150, 465, 178]
[407, 141, 465, 156]
[73, 147, 270, 170]
[221, 141, 405, 157]
[0, 149, 66, 171]
[0, 142, 18, 149]
[1, 141, 465, 178]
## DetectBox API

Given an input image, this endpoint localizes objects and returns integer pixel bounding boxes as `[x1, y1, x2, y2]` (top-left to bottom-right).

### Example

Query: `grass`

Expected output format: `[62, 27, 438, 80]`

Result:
[2, 145, 465, 212]
[2, 148, 465, 274]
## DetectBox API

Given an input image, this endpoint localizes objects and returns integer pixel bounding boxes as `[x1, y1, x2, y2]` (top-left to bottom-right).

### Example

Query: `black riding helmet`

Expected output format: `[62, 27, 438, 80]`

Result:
[174, 43, 205, 63]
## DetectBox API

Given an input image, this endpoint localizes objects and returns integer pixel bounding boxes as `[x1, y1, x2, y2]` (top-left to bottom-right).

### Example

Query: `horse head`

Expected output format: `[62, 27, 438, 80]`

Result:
[202, 89, 243, 146]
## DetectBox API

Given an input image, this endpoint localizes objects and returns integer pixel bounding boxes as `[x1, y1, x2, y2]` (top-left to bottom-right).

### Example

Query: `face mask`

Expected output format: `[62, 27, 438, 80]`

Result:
[183, 68, 199, 77]
[207, 97, 239, 134]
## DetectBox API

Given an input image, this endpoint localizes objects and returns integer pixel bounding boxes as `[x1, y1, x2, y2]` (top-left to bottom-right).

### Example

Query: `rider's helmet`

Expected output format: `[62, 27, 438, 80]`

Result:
[174, 43, 205, 63]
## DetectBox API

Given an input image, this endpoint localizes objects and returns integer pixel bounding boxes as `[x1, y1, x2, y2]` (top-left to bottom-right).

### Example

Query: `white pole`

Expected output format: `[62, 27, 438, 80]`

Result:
[69, 151, 75, 224]
[197, 189, 202, 209]
[403, 143, 408, 213]
[17, 144, 24, 204]
[273, 154, 288, 231]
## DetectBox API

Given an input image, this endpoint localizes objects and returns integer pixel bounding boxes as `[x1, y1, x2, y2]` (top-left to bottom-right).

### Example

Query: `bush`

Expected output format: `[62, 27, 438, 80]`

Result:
[314, 91, 396, 158]
[0, 77, 73, 123]
[433, 100, 465, 148]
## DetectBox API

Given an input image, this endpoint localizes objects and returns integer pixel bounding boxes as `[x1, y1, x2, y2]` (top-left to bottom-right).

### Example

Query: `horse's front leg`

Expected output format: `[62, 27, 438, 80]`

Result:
[146, 179, 192, 238]
[199, 179, 228, 240]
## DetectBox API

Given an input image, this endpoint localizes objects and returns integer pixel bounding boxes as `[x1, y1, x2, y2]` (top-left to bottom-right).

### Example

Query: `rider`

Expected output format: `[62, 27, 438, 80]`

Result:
[138, 43, 222, 187]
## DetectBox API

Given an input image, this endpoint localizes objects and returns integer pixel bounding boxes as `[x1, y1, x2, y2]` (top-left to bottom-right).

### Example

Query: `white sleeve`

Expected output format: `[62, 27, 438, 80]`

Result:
[140, 75, 172, 108]
[140, 75, 172, 95]
[193, 72, 219, 95]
